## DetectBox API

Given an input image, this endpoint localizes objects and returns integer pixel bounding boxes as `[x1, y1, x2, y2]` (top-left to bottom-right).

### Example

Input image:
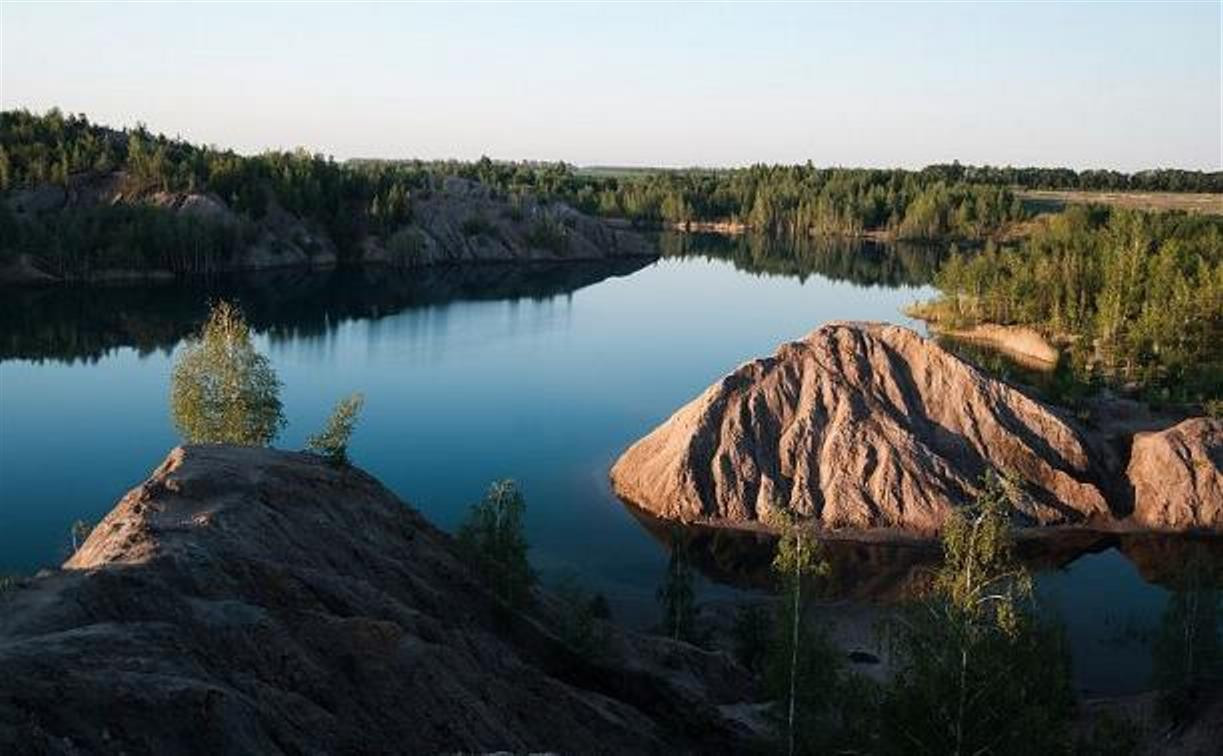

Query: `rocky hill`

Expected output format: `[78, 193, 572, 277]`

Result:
[1, 173, 656, 284]
[1129, 418, 1222, 530]
[611, 322, 1221, 537]
[0, 445, 753, 754]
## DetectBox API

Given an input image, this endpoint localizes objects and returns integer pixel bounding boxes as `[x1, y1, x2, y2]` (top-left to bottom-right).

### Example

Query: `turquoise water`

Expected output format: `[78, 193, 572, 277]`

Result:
[0, 245, 1213, 693]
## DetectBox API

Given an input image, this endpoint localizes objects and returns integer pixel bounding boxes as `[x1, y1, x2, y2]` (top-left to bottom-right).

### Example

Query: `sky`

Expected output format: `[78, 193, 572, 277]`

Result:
[1, 1, 1219, 171]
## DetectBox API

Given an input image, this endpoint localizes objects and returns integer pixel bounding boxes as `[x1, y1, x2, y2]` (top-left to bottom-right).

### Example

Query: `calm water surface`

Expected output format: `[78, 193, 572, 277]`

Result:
[0, 240, 1207, 694]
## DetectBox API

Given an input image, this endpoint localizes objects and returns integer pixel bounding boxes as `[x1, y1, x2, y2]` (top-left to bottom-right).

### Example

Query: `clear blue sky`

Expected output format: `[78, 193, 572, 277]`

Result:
[1, 1, 1219, 170]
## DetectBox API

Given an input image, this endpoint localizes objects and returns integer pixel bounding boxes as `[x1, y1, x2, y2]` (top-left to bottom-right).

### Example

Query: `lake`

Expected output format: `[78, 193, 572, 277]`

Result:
[0, 234, 1209, 695]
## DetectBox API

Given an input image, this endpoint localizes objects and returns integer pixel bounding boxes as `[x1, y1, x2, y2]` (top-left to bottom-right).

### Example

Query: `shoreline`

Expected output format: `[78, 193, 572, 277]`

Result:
[0, 249, 663, 288]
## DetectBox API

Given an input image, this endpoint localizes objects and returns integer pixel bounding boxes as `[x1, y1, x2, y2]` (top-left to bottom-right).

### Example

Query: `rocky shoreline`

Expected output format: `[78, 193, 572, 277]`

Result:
[0, 174, 658, 286]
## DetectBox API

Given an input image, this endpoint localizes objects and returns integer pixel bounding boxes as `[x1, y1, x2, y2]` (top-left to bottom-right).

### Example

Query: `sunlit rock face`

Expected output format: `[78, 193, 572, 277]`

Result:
[0, 445, 750, 754]
[1128, 418, 1223, 530]
[611, 322, 1113, 536]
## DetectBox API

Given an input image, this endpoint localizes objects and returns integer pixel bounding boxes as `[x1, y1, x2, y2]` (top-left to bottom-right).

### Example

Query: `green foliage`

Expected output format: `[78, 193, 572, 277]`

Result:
[765, 611, 881, 756]
[879, 472, 1075, 756]
[656, 530, 698, 642]
[456, 480, 534, 609]
[306, 392, 364, 464]
[932, 206, 1223, 401]
[0, 201, 245, 276]
[0, 109, 427, 261]
[567, 163, 1029, 239]
[169, 301, 285, 446]
[766, 510, 833, 756]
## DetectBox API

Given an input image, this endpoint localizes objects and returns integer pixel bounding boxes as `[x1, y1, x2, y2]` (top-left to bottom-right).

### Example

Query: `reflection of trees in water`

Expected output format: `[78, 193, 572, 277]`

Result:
[0, 259, 652, 364]
[1150, 543, 1222, 719]
[658, 232, 947, 288]
[625, 500, 1223, 607]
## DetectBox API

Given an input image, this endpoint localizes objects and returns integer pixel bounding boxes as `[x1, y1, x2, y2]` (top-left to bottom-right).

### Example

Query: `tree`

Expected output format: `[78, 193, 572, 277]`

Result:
[306, 392, 364, 464]
[767, 509, 831, 756]
[169, 301, 284, 446]
[656, 529, 697, 642]
[456, 480, 534, 609]
[880, 472, 1074, 756]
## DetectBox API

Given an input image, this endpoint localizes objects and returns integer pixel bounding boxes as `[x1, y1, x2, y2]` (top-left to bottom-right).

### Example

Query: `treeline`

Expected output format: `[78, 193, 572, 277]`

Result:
[560, 163, 1220, 237]
[927, 162, 1223, 193]
[933, 206, 1223, 400]
[0, 202, 249, 277]
[560, 166, 1028, 240]
[4, 109, 1221, 268]
[0, 109, 424, 257]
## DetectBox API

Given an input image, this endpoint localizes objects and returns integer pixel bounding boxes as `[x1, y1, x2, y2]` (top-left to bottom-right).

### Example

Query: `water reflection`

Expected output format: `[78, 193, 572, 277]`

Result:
[658, 231, 948, 288]
[626, 499, 1223, 604]
[0, 259, 652, 364]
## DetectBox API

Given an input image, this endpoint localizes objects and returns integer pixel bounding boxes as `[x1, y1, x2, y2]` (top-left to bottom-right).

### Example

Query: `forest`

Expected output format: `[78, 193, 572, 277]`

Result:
[5, 109, 1221, 273]
[930, 206, 1223, 402]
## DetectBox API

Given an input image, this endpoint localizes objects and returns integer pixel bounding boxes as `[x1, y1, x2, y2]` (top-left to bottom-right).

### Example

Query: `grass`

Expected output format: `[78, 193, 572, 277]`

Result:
[1018, 189, 1223, 216]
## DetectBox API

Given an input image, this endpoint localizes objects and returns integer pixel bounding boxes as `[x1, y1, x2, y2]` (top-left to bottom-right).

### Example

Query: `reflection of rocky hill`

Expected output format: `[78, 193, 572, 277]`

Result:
[1115, 534, 1223, 588]
[0, 259, 651, 363]
[628, 498, 1222, 602]
[659, 232, 946, 288]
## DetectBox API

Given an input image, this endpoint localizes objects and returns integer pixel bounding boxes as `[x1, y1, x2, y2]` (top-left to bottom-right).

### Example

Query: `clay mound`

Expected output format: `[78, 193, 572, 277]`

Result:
[1128, 418, 1223, 530]
[0, 445, 749, 754]
[611, 322, 1111, 535]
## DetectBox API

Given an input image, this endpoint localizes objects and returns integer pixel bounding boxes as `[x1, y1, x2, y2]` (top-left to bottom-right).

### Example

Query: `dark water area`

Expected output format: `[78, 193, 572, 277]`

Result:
[1, 237, 1218, 695]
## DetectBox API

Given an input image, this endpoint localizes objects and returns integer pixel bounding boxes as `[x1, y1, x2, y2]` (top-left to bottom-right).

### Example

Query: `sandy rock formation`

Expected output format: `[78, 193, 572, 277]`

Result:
[611, 322, 1112, 536]
[0, 445, 751, 754]
[1128, 418, 1222, 530]
[362, 176, 654, 267]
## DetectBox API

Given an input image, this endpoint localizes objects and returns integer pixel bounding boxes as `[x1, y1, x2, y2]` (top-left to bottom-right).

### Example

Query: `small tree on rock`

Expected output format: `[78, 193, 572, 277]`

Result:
[307, 393, 364, 464]
[456, 480, 534, 609]
[170, 301, 284, 446]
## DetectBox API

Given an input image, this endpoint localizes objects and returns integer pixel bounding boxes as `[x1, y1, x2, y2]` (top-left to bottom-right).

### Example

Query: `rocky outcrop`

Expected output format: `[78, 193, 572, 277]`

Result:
[611, 322, 1113, 536]
[362, 176, 654, 266]
[1128, 418, 1222, 530]
[2, 173, 654, 284]
[0, 445, 752, 754]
